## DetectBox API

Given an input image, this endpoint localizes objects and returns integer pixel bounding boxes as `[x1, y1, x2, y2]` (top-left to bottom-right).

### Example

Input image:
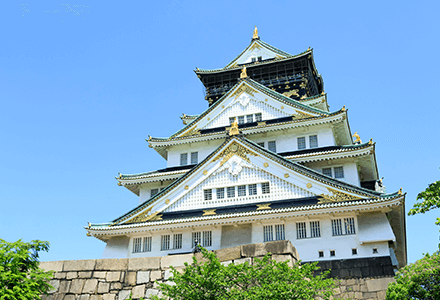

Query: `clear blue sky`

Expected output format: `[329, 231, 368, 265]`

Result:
[1, 1, 439, 264]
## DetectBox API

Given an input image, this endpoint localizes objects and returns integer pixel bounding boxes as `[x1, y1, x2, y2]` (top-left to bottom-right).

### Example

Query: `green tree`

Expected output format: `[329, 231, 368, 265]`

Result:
[153, 247, 336, 300]
[409, 180, 440, 228]
[386, 251, 440, 300]
[0, 239, 54, 300]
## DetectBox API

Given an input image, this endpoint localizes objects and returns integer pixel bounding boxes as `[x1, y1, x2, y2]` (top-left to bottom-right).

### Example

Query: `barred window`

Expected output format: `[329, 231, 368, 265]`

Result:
[142, 237, 152, 252]
[248, 184, 257, 195]
[173, 234, 182, 249]
[216, 188, 225, 199]
[296, 222, 307, 239]
[318, 251, 324, 258]
[275, 224, 285, 240]
[322, 168, 332, 177]
[133, 237, 142, 253]
[192, 232, 202, 247]
[246, 114, 253, 123]
[330, 250, 336, 257]
[150, 188, 159, 197]
[161, 235, 170, 251]
[227, 186, 235, 198]
[332, 219, 343, 236]
[203, 231, 212, 247]
[309, 135, 318, 148]
[251, 57, 256, 62]
[334, 166, 344, 179]
[191, 152, 198, 164]
[257, 142, 265, 147]
[310, 221, 321, 238]
[344, 217, 356, 234]
[229, 117, 235, 124]
[297, 137, 306, 150]
[204, 189, 212, 201]
[180, 153, 188, 166]
[255, 113, 262, 122]
[268, 141, 277, 152]
[263, 225, 273, 242]
[238, 116, 245, 125]
[257, 56, 262, 62]
[238, 185, 246, 197]
[261, 182, 270, 194]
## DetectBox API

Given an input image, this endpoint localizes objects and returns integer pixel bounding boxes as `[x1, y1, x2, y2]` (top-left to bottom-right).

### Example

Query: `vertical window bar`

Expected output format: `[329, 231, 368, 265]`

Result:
[332, 219, 343, 236]
[255, 113, 262, 122]
[344, 217, 356, 234]
[237, 185, 246, 197]
[309, 135, 318, 148]
[248, 184, 257, 195]
[173, 234, 182, 249]
[275, 224, 285, 240]
[297, 137, 306, 150]
[216, 188, 225, 199]
[334, 166, 344, 179]
[192, 232, 201, 247]
[263, 225, 273, 242]
[246, 114, 253, 123]
[296, 222, 307, 239]
[227, 186, 235, 198]
[322, 168, 333, 177]
[204, 189, 212, 201]
[203, 231, 212, 247]
[133, 237, 142, 253]
[310, 221, 321, 238]
[268, 141, 277, 152]
[142, 237, 152, 252]
[238, 116, 245, 124]
[261, 182, 270, 194]
[161, 235, 170, 251]
[190, 152, 198, 164]
[180, 153, 188, 166]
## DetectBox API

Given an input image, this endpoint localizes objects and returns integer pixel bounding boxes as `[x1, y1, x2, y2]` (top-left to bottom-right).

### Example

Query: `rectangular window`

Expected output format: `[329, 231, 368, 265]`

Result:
[204, 189, 212, 201]
[344, 217, 356, 234]
[191, 152, 198, 164]
[257, 142, 265, 147]
[180, 153, 188, 166]
[330, 250, 336, 257]
[248, 184, 257, 196]
[238, 185, 246, 197]
[229, 117, 235, 124]
[227, 186, 235, 198]
[352, 248, 358, 255]
[246, 114, 253, 123]
[255, 113, 262, 122]
[142, 237, 152, 252]
[319, 251, 324, 258]
[238, 116, 245, 125]
[192, 232, 201, 247]
[297, 137, 306, 150]
[310, 221, 321, 238]
[161, 235, 170, 251]
[309, 135, 318, 148]
[334, 166, 344, 179]
[133, 237, 142, 253]
[261, 182, 270, 194]
[173, 234, 182, 249]
[275, 224, 285, 240]
[150, 188, 159, 197]
[203, 231, 212, 247]
[216, 188, 225, 199]
[251, 57, 256, 62]
[296, 222, 307, 239]
[257, 56, 262, 62]
[268, 141, 277, 152]
[322, 167, 332, 177]
[332, 219, 343, 236]
[263, 225, 273, 242]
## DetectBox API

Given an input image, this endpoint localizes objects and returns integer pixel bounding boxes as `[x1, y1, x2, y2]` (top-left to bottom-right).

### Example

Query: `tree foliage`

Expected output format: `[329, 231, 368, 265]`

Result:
[386, 251, 440, 300]
[153, 247, 336, 300]
[409, 180, 440, 226]
[0, 239, 54, 300]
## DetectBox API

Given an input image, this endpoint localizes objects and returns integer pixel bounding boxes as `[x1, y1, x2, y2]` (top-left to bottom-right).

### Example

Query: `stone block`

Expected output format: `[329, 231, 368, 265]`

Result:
[90, 296, 102, 300]
[79, 271, 93, 278]
[55, 272, 66, 279]
[110, 282, 122, 290]
[377, 290, 387, 299]
[132, 285, 146, 299]
[64, 259, 96, 272]
[137, 271, 150, 284]
[48, 279, 60, 293]
[128, 257, 160, 271]
[145, 289, 159, 298]
[271, 254, 293, 267]
[233, 257, 252, 265]
[54, 294, 66, 300]
[214, 246, 241, 261]
[366, 277, 395, 292]
[150, 270, 162, 282]
[102, 294, 115, 300]
[354, 291, 363, 298]
[125, 271, 137, 286]
[58, 280, 71, 293]
[40, 261, 64, 272]
[66, 271, 78, 279]
[161, 254, 193, 269]
[95, 259, 128, 271]
[93, 271, 107, 279]
[221, 260, 233, 266]
[83, 279, 98, 294]
[264, 240, 299, 259]
[78, 295, 90, 300]
[98, 282, 110, 294]
[64, 295, 75, 300]
[164, 269, 173, 280]
[106, 271, 121, 282]
[118, 290, 131, 300]
[241, 243, 266, 258]
[346, 278, 356, 285]
[70, 279, 86, 293]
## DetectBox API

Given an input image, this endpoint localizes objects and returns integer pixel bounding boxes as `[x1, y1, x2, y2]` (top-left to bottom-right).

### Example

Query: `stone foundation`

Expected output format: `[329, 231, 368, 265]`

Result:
[40, 241, 394, 300]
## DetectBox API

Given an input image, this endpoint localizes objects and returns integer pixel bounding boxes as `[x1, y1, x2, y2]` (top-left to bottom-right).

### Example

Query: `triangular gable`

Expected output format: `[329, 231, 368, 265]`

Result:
[225, 39, 290, 69]
[114, 137, 381, 226]
[175, 79, 327, 138]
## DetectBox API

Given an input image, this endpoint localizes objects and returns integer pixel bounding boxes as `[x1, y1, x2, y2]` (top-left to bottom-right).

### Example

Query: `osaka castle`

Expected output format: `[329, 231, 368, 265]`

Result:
[86, 27, 407, 272]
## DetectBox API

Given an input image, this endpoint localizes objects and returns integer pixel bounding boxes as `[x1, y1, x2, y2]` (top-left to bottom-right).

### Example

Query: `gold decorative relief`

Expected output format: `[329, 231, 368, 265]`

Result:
[265, 99, 268, 102]
[280, 106, 284, 109]
[285, 85, 290, 89]
[203, 170, 208, 175]
[203, 209, 217, 216]
[231, 84, 257, 99]
[180, 127, 200, 137]
[252, 26, 259, 39]
[228, 119, 240, 136]
[149, 214, 162, 221]
[306, 183, 312, 189]
[184, 185, 189, 190]
[165, 199, 170, 204]
[257, 121, 266, 126]
[125, 207, 154, 224]
[213, 141, 259, 166]
[240, 66, 248, 79]
[300, 78, 308, 89]
[263, 162, 269, 168]
[283, 89, 299, 97]
[284, 173, 290, 178]
[256, 203, 271, 210]
[318, 188, 362, 204]
[292, 110, 315, 120]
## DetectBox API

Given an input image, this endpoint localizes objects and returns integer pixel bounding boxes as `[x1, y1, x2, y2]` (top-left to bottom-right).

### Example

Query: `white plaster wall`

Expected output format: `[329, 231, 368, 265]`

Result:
[102, 236, 130, 259]
[166, 140, 223, 168]
[308, 162, 360, 187]
[235, 45, 279, 65]
[139, 180, 174, 204]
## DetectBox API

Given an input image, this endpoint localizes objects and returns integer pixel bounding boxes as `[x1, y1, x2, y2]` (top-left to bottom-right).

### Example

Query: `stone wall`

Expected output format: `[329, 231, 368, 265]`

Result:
[40, 241, 394, 300]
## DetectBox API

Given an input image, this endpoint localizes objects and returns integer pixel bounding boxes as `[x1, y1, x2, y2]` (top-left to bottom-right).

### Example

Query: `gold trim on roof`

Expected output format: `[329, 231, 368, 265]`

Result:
[212, 141, 258, 167]
[292, 110, 315, 120]
[319, 188, 362, 204]
[253, 26, 259, 39]
[180, 127, 200, 137]
[283, 89, 299, 98]
[125, 207, 154, 224]
[229, 119, 240, 136]
[256, 203, 271, 210]
[231, 83, 256, 99]
[240, 66, 248, 79]
[203, 209, 217, 216]
[353, 132, 362, 143]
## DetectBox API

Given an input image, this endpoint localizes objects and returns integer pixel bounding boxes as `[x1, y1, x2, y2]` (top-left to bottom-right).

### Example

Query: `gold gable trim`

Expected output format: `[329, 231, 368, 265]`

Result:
[318, 188, 362, 204]
[231, 84, 257, 100]
[256, 203, 271, 210]
[212, 141, 259, 166]
[124, 207, 155, 224]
